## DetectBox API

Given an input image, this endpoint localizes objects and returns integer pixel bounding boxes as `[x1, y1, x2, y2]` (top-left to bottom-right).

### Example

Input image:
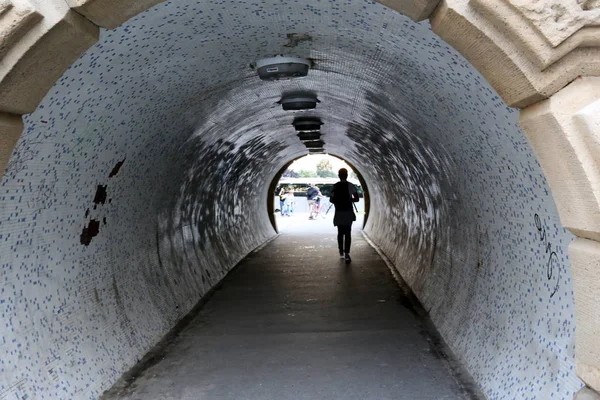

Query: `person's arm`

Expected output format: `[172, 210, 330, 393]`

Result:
[329, 185, 336, 205]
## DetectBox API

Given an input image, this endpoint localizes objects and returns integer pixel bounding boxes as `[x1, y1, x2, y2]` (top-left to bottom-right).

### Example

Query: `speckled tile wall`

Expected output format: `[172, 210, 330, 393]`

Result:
[0, 0, 583, 399]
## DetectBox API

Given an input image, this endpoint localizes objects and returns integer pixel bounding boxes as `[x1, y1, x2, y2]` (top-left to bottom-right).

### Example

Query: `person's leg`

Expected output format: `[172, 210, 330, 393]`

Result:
[337, 226, 344, 256]
[341, 225, 351, 254]
[345, 228, 351, 254]
[340, 225, 352, 263]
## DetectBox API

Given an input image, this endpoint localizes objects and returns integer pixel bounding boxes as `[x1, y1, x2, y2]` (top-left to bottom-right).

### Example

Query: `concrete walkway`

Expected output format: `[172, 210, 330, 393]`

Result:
[104, 216, 477, 400]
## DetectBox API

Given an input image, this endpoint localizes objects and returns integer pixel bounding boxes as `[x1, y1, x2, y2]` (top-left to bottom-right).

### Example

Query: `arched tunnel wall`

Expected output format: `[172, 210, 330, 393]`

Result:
[0, 1, 584, 399]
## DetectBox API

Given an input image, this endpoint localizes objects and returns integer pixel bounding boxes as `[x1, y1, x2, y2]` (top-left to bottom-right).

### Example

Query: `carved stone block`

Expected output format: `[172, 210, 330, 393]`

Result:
[376, 0, 441, 21]
[66, 0, 165, 29]
[575, 386, 600, 400]
[570, 239, 600, 393]
[519, 77, 600, 241]
[431, 0, 600, 108]
[472, 0, 600, 69]
[0, 0, 43, 59]
[507, 0, 600, 47]
[0, 4, 98, 114]
[0, 112, 22, 175]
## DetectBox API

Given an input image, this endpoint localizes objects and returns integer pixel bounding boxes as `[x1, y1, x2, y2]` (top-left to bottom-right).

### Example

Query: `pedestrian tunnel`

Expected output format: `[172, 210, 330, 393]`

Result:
[0, 0, 589, 399]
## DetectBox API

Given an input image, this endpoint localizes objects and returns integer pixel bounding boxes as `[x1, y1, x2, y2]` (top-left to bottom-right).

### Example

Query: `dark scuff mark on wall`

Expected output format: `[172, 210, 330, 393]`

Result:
[112, 275, 137, 349]
[346, 94, 439, 286]
[109, 159, 126, 177]
[80, 184, 111, 245]
[284, 32, 312, 47]
[93, 185, 108, 205]
[151, 118, 289, 305]
[81, 219, 100, 245]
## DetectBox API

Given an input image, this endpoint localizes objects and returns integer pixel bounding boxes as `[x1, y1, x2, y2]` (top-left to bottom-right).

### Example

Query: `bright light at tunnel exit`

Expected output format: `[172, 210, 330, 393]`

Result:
[287, 154, 354, 175]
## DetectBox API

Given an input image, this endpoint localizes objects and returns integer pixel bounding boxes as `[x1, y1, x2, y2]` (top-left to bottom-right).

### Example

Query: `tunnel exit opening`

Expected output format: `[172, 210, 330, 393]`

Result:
[267, 154, 370, 234]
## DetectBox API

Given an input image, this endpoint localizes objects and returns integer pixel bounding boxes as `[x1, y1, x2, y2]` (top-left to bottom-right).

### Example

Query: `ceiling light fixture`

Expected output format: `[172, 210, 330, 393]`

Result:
[292, 117, 323, 132]
[256, 56, 311, 81]
[297, 132, 322, 141]
[279, 93, 319, 111]
[304, 140, 325, 149]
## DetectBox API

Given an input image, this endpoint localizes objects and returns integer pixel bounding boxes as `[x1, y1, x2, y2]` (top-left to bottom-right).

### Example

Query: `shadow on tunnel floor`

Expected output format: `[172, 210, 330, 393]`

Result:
[100, 226, 484, 400]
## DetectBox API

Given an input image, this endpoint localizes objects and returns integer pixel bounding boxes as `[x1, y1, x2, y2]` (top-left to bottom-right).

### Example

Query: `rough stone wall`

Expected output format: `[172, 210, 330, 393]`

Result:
[0, 0, 585, 399]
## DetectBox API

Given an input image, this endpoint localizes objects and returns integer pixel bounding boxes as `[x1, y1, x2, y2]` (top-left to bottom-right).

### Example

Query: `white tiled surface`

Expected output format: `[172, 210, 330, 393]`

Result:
[0, 0, 582, 399]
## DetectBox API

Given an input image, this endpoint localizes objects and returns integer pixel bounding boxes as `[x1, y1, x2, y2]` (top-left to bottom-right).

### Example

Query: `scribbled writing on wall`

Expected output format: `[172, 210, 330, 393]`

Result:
[534, 213, 561, 298]
[27, 170, 58, 214]
[6, 116, 110, 180]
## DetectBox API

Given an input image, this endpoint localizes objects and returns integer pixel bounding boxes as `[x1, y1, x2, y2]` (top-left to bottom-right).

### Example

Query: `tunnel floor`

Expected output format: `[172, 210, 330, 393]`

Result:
[102, 218, 478, 400]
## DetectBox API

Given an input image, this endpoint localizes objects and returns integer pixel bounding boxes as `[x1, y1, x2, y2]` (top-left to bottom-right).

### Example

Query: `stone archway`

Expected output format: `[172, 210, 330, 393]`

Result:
[0, 0, 599, 398]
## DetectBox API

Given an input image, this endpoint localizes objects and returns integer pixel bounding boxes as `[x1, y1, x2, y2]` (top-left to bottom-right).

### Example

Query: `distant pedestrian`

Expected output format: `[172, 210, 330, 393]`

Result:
[313, 186, 325, 218]
[284, 190, 295, 216]
[307, 183, 319, 220]
[278, 187, 287, 213]
[330, 169, 359, 263]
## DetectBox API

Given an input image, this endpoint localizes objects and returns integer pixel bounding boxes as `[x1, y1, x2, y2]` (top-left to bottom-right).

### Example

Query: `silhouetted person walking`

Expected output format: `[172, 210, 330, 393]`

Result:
[330, 168, 359, 263]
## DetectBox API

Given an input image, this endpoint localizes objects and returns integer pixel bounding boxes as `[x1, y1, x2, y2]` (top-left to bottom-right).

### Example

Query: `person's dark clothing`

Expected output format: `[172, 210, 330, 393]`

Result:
[307, 187, 319, 200]
[279, 188, 286, 212]
[337, 225, 352, 254]
[330, 181, 357, 227]
[331, 181, 353, 211]
[330, 180, 359, 255]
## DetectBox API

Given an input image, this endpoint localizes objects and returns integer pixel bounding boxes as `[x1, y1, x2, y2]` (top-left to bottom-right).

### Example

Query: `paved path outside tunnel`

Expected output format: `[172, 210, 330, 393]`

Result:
[104, 214, 477, 400]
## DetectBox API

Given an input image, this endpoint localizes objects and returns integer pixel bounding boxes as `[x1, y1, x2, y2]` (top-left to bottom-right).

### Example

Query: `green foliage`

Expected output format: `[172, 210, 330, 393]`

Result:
[316, 159, 336, 178]
[297, 169, 317, 178]
[282, 169, 299, 178]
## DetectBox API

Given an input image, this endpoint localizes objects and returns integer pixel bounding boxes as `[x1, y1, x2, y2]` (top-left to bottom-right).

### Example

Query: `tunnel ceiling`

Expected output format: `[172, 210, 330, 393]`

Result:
[15, 0, 498, 177]
[0, 0, 583, 399]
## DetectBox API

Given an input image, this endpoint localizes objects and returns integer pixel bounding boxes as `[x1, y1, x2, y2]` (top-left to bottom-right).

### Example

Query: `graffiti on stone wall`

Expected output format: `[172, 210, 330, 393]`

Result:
[533, 213, 561, 298]
[27, 170, 58, 214]
[5, 137, 47, 178]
